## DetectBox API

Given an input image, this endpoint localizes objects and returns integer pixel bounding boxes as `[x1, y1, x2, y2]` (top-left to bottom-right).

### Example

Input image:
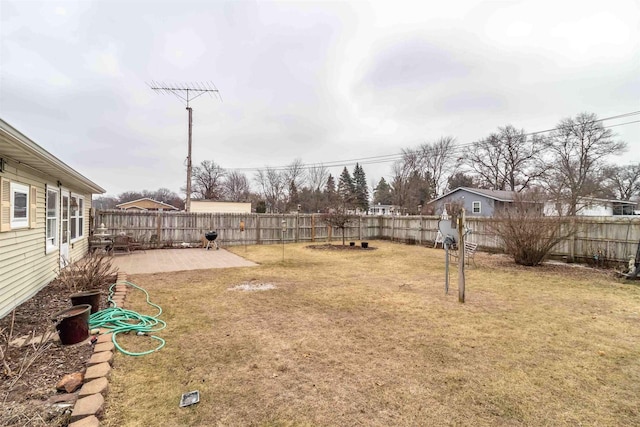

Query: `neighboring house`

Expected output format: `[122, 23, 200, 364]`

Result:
[116, 198, 179, 211]
[369, 203, 401, 215]
[191, 200, 251, 213]
[0, 118, 105, 319]
[544, 197, 638, 217]
[427, 187, 518, 217]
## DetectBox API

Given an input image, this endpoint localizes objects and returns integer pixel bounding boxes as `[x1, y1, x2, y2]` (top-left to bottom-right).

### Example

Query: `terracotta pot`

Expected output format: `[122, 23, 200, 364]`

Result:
[53, 304, 91, 345]
[70, 289, 101, 314]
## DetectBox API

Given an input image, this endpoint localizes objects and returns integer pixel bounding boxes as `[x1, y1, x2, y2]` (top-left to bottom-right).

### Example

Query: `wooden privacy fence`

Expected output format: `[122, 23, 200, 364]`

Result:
[94, 210, 640, 262]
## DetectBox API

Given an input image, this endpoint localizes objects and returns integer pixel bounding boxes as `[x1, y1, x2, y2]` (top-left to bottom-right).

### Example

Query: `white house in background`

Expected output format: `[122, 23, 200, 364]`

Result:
[0, 118, 105, 319]
[368, 203, 402, 215]
[191, 200, 251, 213]
[544, 197, 638, 217]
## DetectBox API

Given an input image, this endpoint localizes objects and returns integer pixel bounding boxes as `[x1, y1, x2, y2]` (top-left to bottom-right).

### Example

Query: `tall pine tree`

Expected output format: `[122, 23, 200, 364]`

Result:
[324, 174, 338, 209]
[353, 163, 369, 212]
[337, 167, 355, 208]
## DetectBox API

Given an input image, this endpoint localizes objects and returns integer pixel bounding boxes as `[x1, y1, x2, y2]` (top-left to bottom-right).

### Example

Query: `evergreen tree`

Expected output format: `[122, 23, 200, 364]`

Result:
[324, 174, 338, 210]
[353, 163, 369, 212]
[337, 167, 355, 207]
[373, 177, 393, 205]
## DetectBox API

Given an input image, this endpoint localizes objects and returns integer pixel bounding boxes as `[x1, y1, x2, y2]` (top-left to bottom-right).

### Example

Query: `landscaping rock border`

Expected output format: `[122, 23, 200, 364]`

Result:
[68, 272, 128, 427]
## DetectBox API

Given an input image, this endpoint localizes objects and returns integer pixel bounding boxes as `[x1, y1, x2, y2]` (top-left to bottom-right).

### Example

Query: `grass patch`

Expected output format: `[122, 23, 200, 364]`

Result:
[103, 241, 640, 426]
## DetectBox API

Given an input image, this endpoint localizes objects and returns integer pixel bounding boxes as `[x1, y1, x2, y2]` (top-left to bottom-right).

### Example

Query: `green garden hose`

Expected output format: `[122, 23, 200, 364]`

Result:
[89, 281, 166, 356]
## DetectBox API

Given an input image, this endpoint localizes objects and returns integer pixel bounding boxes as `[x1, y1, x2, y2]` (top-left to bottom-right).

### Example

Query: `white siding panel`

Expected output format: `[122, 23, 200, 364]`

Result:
[0, 167, 91, 319]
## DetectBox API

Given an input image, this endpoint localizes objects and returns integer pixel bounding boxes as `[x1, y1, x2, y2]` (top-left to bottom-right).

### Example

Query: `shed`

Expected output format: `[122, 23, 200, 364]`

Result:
[0, 118, 105, 319]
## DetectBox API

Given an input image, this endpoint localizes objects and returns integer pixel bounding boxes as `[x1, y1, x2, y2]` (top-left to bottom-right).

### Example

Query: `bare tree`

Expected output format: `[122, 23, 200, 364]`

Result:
[419, 136, 458, 196]
[192, 160, 226, 200]
[601, 164, 640, 201]
[307, 164, 330, 212]
[224, 171, 251, 202]
[308, 164, 329, 192]
[543, 112, 627, 215]
[284, 158, 307, 190]
[254, 167, 287, 212]
[321, 208, 356, 246]
[465, 125, 545, 192]
[93, 196, 119, 210]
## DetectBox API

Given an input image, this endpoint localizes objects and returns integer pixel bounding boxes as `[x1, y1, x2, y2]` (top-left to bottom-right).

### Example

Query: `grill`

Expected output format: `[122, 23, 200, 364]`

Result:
[204, 231, 219, 250]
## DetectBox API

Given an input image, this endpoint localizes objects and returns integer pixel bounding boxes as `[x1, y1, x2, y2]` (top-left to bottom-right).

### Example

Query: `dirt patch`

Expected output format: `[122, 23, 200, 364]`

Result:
[0, 277, 115, 426]
[306, 243, 377, 251]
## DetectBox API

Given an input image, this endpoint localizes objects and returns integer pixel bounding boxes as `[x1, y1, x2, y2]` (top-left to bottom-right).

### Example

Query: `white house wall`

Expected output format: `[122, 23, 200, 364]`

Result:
[0, 162, 91, 319]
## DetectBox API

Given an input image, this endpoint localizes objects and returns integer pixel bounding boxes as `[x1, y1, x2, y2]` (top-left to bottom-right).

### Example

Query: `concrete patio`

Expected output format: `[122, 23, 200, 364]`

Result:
[109, 248, 257, 274]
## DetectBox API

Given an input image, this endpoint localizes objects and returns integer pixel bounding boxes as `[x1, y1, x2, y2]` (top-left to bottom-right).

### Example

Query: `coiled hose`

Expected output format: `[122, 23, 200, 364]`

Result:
[89, 281, 166, 356]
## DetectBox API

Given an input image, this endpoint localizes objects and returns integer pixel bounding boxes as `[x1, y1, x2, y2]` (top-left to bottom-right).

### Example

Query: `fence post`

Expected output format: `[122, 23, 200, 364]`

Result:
[156, 211, 161, 246]
[392, 216, 395, 242]
[311, 214, 316, 242]
[256, 214, 261, 245]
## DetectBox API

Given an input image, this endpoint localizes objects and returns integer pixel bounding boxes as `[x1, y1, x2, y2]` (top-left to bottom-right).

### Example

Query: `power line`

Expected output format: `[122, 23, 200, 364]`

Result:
[222, 111, 640, 173]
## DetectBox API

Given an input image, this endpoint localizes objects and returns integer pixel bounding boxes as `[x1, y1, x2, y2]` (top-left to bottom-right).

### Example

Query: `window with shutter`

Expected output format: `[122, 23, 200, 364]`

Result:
[0, 177, 11, 232]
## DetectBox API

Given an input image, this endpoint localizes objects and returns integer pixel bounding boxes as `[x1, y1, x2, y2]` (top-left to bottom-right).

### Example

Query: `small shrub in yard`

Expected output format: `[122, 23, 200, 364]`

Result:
[490, 191, 575, 266]
[57, 252, 119, 292]
[320, 208, 356, 246]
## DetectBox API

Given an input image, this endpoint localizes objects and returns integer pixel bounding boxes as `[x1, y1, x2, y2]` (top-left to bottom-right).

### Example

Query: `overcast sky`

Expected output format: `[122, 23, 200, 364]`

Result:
[1, 0, 639, 197]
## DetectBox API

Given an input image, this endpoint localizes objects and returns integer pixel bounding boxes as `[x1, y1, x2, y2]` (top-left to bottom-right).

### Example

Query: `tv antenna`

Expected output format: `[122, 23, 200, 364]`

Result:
[148, 81, 222, 212]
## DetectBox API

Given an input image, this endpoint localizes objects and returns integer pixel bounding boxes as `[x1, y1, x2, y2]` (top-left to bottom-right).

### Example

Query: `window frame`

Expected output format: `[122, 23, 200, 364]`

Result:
[46, 186, 59, 253]
[10, 182, 29, 229]
[70, 193, 85, 242]
[472, 201, 481, 214]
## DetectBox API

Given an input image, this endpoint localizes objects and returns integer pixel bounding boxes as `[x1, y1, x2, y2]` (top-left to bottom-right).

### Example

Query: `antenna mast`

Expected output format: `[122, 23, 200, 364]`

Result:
[148, 81, 221, 212]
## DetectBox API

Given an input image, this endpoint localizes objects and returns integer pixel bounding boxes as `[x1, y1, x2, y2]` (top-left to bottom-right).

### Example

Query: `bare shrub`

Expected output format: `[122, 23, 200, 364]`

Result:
[0, 311, 53, 393]
[57, 252, 118, 292]
[320, 209, 356, 245]
[489, 191, 575, 266]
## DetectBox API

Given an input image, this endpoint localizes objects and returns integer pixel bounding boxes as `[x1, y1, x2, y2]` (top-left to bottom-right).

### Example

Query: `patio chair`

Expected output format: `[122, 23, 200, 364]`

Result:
[126, 234, 146, 253]
[112, 235, 131, 255]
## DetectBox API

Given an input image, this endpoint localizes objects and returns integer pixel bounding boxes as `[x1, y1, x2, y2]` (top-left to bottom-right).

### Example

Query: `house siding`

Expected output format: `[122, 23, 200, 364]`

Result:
[0, 163, 92, 319]
[191, 201, 251, 213]
[430, 190, 497, 217]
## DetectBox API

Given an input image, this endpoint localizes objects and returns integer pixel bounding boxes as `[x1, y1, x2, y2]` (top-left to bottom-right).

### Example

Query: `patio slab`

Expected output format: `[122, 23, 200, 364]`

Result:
[109, 248, 257, 274]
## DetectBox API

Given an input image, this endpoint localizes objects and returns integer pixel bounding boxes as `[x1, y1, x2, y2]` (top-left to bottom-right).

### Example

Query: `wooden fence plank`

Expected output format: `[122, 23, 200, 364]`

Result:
[94, 210, 640, 261]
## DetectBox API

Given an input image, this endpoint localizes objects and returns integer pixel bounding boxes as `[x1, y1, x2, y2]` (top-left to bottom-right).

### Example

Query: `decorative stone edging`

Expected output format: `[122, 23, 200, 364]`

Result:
[68, 272, 129, 427]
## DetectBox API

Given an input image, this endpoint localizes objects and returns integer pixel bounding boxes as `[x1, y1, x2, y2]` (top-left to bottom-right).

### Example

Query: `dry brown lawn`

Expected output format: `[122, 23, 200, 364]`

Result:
[103, 241, 640, 426]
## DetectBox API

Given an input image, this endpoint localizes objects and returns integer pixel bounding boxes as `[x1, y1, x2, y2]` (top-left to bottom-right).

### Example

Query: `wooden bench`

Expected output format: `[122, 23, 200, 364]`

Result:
[450, 241, 478, 267]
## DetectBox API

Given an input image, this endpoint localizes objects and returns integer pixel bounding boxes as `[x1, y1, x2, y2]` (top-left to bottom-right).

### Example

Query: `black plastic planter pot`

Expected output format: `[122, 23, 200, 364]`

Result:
[350, 242, 355, 246]
[53, 304, 91, 345]
[70, 289, 101, 314]
[361, 242, 369, 249]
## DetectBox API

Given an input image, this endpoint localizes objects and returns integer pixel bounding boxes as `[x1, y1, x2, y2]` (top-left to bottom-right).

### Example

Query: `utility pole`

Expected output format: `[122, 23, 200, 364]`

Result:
[148, 82, 221, 212]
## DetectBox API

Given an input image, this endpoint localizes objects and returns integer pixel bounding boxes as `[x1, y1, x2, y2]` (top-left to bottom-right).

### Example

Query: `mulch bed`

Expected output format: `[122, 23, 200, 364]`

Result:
[306, 243, 377, 251]
[0, 276, 115, 427]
